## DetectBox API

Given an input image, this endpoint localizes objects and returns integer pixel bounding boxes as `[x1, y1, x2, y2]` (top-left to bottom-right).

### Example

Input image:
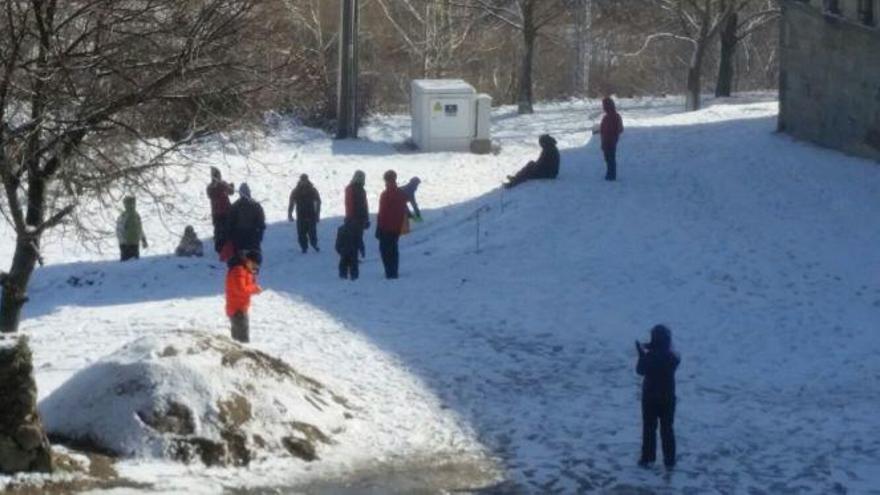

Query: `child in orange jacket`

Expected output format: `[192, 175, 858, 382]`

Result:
[225, 250, 262, 343]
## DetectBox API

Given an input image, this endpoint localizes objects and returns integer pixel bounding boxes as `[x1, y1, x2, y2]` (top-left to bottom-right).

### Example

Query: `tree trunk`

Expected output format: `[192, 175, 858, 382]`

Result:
[715, 11, 738, 97]
[686, 43, 707, 111]
[573, 0, 593, 97]
[517, 0, 536, 114]
[0, 237, 41, 333]
[518, 29, 536, 114]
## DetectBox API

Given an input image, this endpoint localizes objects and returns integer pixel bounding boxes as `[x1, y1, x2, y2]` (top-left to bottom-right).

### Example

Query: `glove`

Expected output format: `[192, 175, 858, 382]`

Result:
[142, 238, 149, 249]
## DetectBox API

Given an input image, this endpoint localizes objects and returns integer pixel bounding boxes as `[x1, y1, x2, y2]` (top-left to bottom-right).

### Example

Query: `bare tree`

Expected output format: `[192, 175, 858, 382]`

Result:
[373, 0, 481, 78]
[663, 0, 734, 110]
[625, 1, 734, 110]
[715, 0, 779, 97]
[280, 0, 340, 122]
[0, 0, 272, 333]
[468, 0, 575, 114]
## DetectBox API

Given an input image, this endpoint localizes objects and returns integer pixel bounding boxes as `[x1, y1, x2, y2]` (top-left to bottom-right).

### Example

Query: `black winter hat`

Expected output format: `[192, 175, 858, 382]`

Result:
[244, 250, 262, 265]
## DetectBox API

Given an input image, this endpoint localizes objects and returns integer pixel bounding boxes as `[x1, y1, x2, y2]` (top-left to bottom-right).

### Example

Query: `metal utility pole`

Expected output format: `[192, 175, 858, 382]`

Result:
[337, 0, 359, 139]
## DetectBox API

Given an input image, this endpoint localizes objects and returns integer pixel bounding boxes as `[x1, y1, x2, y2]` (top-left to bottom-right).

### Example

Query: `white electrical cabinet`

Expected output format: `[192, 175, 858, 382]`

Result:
[411, 79, 491, 153]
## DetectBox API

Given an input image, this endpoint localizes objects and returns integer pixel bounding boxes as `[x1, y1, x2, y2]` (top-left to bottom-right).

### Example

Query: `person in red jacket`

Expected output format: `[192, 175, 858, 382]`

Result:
[225, 250, 262, 343]
[375, 170, 408, 279]
[599, 97, 624, 181]
[207, 167, 234, 253]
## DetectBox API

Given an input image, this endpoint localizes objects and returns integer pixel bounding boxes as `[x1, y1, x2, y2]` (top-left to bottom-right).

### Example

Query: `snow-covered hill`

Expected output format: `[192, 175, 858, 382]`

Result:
[3, 95, 879, 493]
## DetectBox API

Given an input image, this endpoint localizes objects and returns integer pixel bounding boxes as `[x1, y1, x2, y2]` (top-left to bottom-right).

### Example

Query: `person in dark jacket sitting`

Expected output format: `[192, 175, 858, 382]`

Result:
[175, 225, 204, 257]
[503, 134, 560, 189]
[636, 324, 680, 469]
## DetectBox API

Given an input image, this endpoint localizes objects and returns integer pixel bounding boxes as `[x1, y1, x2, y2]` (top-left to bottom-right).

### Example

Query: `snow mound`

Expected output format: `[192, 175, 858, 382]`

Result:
[39, 331, 353, 466]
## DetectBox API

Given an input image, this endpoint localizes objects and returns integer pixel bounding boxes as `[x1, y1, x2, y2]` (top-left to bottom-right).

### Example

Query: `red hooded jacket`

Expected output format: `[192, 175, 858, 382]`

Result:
[225, 264, 261, 317]
[600, 98, 624, 151]
[377, 184, 408, 234]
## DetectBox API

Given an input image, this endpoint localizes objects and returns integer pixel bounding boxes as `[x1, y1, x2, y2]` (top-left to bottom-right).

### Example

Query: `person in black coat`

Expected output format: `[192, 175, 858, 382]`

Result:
[503, 134, 560, 189]
[335, 219, 360, 280]
[636, 324, 680, 469]
[344, 170, 369, 258]
[226, 183, 266, 254]
[288, 174, 322, 253]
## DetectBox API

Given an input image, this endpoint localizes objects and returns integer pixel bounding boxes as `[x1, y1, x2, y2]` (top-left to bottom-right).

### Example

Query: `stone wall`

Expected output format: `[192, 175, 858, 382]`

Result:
[778, 0, 880, 161]
[0, 336, 52, 474]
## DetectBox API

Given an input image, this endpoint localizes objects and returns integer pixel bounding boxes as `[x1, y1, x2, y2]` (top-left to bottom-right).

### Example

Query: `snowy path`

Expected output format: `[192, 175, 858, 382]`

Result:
[5, 96, 880, 493]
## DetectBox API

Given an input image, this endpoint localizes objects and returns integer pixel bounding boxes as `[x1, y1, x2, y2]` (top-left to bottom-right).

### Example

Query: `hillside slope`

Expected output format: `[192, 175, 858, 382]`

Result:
[4, 96, 879, 493]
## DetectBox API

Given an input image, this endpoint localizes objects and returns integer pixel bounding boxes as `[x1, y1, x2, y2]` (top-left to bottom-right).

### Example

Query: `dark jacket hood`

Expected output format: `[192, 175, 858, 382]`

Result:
[350, 170, 366, 187]
[649, 324, 672, 352]
[602, 97, 617, 114]
[238, 183, 252, 199]
[539, 134, 557, 149]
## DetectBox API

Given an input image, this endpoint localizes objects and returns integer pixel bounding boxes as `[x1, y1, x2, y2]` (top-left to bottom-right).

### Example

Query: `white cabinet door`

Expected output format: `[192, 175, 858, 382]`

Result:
[428, 98, 473, 139]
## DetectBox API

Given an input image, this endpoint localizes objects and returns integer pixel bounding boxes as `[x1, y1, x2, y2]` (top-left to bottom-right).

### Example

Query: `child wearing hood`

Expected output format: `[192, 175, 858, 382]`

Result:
[503, 134, 560, 189]
[399, 177, 422, 220]
[175, 226, 204, 257]
[635, 324, 680, 469]
[116, 196, 148, 261]
[225, 250, 262, 343]
[598, 97, 623, 181]
[336, 219, 360, 280]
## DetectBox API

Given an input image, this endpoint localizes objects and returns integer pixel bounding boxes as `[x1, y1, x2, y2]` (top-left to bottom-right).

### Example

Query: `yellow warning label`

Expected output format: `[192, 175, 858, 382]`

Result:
[433, 102, 442, 112]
